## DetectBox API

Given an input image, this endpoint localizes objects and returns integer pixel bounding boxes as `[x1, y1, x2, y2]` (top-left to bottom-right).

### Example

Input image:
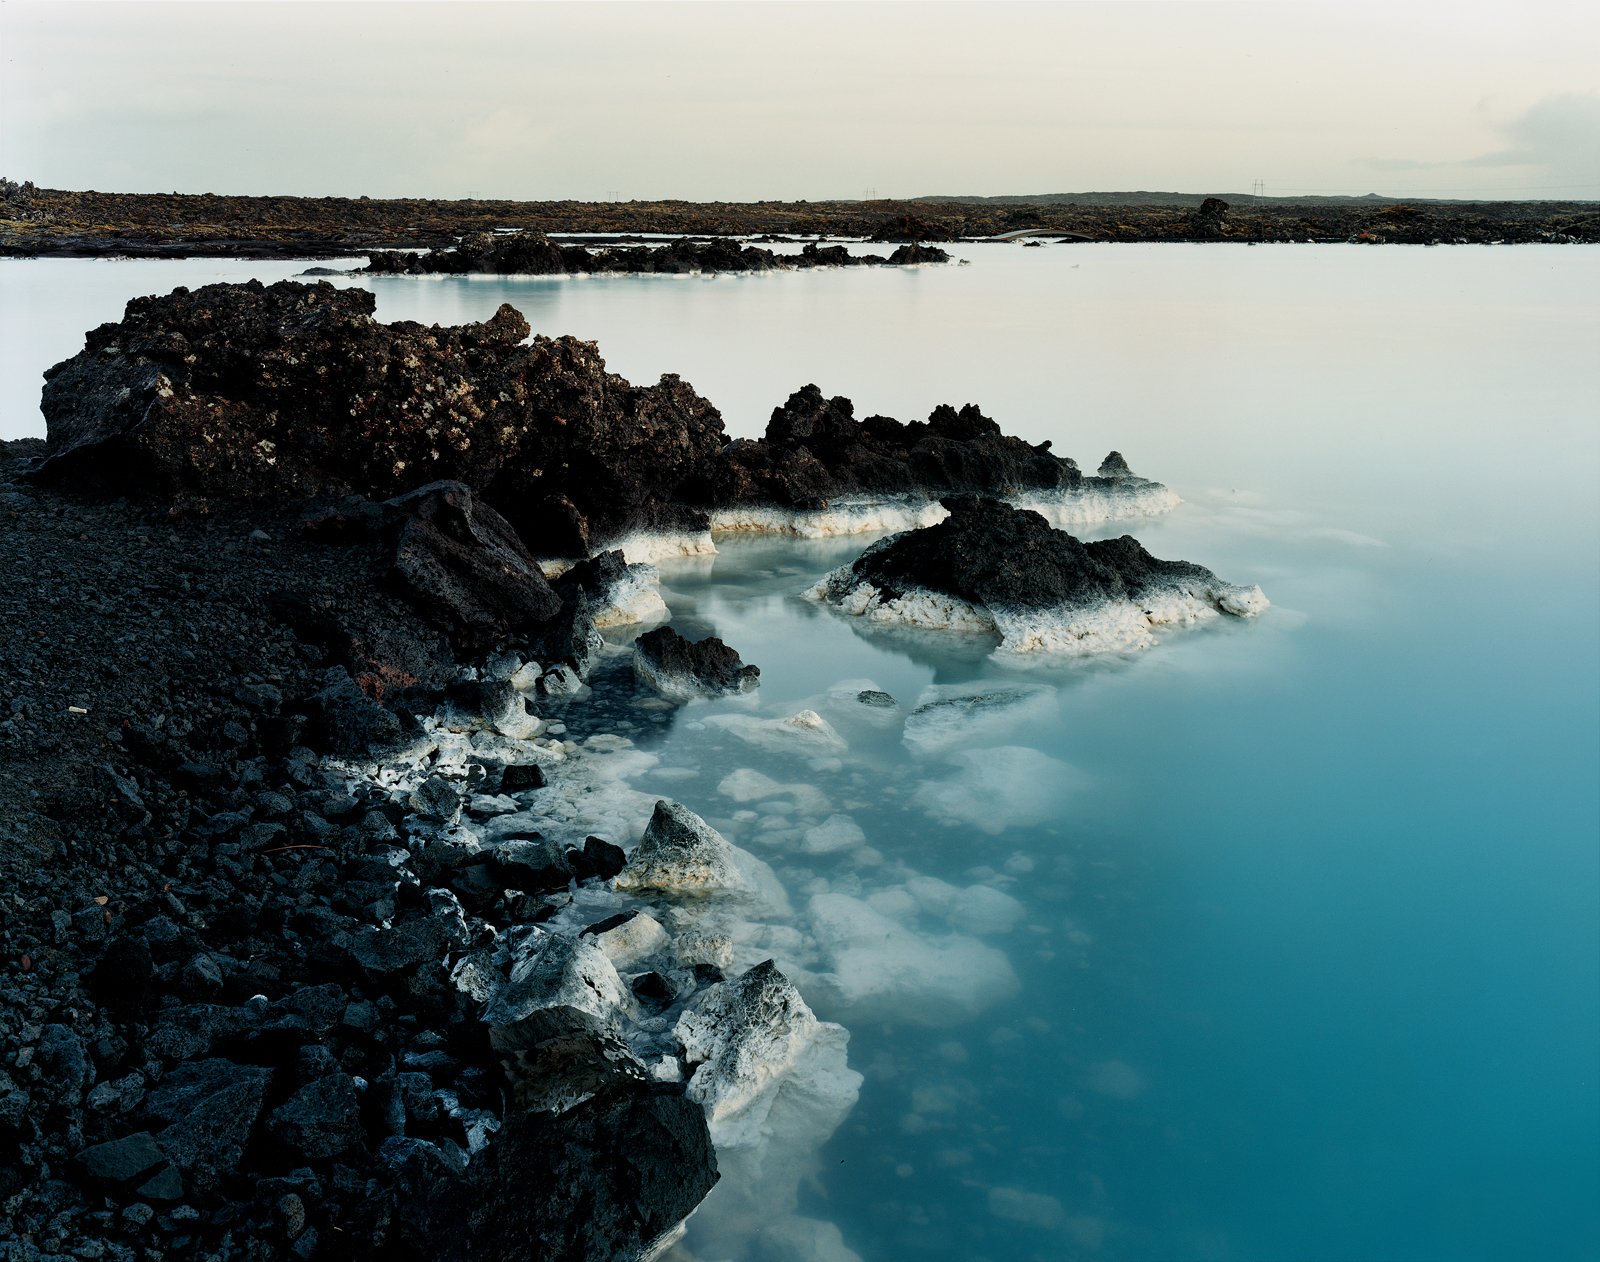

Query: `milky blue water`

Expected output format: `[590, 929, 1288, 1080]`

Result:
[3, 244, 1596, 1262]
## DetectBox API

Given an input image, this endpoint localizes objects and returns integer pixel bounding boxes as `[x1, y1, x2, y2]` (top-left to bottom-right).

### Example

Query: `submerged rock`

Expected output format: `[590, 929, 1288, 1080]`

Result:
[632, 626, 760, 701]
[807, 494, 1268, 654]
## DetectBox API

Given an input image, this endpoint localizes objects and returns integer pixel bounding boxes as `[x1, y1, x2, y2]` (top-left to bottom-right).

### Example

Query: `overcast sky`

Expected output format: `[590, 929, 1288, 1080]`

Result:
[3, 0, 1597, 202]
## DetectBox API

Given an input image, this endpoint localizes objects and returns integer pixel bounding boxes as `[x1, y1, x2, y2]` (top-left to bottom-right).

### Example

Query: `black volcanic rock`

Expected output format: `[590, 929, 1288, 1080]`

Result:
[839, 495, 1231, 609]
[698, 385, 1086, 510]
[1187, 197, 1231, 239]
[632, 626, 760, 700]
[34, 279, 727, 556]
[363, 230, 948, 277]
[465, 1086, 718, 1262]
[809, 496, 1268, 653]
[383, 480, 562, 653]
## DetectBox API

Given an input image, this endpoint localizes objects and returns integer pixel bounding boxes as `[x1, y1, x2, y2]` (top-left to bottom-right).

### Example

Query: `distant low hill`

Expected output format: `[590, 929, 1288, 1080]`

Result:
[915, 191, 1456, 207]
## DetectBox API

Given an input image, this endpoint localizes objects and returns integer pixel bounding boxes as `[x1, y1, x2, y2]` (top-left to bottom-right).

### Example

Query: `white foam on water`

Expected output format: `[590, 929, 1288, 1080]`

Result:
[799, 892, 1020, 1026]
[914, 746, 1084, 835]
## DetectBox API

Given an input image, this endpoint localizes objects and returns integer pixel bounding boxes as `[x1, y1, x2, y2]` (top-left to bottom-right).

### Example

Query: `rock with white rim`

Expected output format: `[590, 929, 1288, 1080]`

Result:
[632, 626, 760, 701]
[675, 960, 861, 1149]
[613, 801, 781, 904]
[482, 929, 643, 1114]
[807, 495, 1267, 656]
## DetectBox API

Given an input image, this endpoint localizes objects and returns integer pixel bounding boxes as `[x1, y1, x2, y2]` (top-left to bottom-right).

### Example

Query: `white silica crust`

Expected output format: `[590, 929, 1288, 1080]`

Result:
[675, 961, 861, 1150]
[604, 530, 718, 565]
[589, 564, 669, 628]
[709, 500, 949, 539]
[807, 570, 1270, 657]
[1014, 477, 1181, 528]
[709, 480, 1178, 541]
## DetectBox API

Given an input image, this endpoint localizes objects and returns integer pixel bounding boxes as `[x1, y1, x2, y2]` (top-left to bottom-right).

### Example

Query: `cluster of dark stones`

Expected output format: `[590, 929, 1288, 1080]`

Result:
[32, 281, 1106, 559]
[363, 231, 949, 276]
[1, 436, 722, 1261]
[834, 493, 1228, 610]
[2, 689, 714, 1262]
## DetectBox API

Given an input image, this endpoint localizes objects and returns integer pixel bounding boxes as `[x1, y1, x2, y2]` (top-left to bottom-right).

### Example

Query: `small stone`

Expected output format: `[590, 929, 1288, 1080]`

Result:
[499, 763, 546, 792]
[409, 776, 461, 822]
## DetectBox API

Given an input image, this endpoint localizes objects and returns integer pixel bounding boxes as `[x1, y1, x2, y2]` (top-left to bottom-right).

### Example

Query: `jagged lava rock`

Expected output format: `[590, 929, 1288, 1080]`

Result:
[35, 280, 727, 555]
[613, 801, 771, 900]
[700, 385, 1088, 511]
[465, 1084, 718, 1262]
[674, 960, 860, 1149]
[364, 230, 946, 277]
[383, 480, 561, 652]
[632, 625, 760, 700]
[482, 929, 643, 1113]
[808, 494, 1268, 654]
[555, 548, 667, 627]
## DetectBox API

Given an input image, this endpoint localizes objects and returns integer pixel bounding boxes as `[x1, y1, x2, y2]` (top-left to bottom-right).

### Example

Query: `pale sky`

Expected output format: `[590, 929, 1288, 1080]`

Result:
[2, 0, 1597, 202]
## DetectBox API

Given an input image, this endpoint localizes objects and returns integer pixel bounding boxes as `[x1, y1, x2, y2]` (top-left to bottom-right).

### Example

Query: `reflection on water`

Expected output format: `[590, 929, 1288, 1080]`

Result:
[3, 246, 1595, 1261]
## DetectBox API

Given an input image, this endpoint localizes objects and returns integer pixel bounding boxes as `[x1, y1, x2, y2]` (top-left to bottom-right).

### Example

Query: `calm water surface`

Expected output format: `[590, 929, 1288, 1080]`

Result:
[3, 245, 1595, 1262]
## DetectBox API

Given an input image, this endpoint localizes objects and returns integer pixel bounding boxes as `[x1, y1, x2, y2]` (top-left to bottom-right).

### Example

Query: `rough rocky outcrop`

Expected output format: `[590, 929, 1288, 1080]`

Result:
[808, 495, 1269, 653]
[33, 280, 727, 556]
[363, 231, 947, 276]
[32, 282, 1173, 562]
[632, 626, 760, 700]
[1187, 196, 1231, 239]
[698, 385, 1096, 511]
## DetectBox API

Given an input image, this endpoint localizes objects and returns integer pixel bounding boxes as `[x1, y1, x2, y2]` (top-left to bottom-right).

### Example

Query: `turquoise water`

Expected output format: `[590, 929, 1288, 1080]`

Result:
[3, 245, 1596, 1260]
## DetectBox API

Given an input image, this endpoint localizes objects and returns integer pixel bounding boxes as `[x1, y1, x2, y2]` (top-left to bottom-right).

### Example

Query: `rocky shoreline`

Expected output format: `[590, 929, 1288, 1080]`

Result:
[360, 232, 950, 275]
[4, 180, 1595, 257]
[0, 283, 1190, 1260]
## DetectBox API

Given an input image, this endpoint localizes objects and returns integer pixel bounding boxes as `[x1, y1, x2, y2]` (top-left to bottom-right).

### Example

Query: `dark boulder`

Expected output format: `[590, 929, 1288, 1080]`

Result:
[384, 481, 562, 653]
[266, 1073, 363, 1161]
[1188, 197, 1231, 239]
[143, 1059, 271, 1187]
[301, 667, 405, 759]
[465, 1085, 718, 1262]
[73, 1131, 183, 1200]
[831, 494, 1233, 610]
[886, 242, 952, 264]
[527, 589, 603, 679]
[632, 626, 760, 700]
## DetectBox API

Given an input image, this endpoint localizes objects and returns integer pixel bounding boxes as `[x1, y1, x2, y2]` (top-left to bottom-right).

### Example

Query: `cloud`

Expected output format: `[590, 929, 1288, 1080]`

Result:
[1369, 93, 1600, 190]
